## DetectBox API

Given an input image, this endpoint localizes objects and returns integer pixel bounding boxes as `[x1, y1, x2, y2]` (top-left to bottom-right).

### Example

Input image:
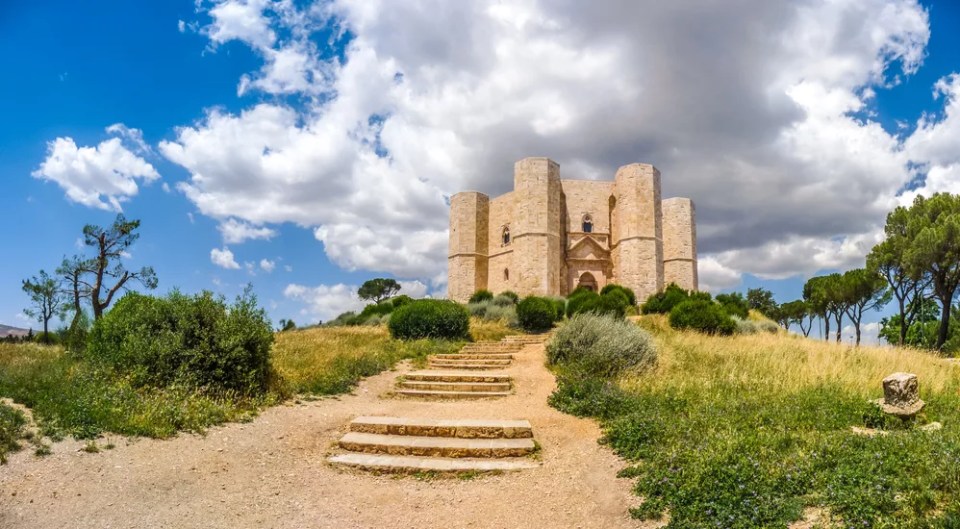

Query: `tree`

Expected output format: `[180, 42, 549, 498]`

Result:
[746, 287, 777, 317]
[357, 278, 401, 304]
[840, 268, 890, 346]
[822, 273, 850, 343]
[56, 255, 92, 329]
[278, 319, 297, 332]
[878, 298, 940, 348]
[803, 277, 830, 341]
[899, 193, 960, 350]
[22, 270, 63, 343]
[868, 208, 931, 346]
[778, 300, 811, 336]
[82, 215, 158, 319]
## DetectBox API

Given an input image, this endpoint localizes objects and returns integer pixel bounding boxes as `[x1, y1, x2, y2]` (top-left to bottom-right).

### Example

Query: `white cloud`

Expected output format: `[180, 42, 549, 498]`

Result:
[697, 256, 742, 293]
[260, 258, 276, 272]
[284, 264, 293, 272]
[33, 127, 160, 212]
[170, 0, 948, 289]
[283, 283, 366, 321]
[397, 280, 428, 298]
[178, 19, 187, 33]
[210, 247, 241, 269]
[218, 217, 278, 244]
[105, 123, 151, 153]
[841, 321, 883, 346]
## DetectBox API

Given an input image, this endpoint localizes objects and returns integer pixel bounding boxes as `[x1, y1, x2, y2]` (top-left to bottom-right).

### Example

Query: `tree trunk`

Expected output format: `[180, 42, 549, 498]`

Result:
[898, 297, 907, 346]
[936, 295, 951, 351]
[854, 319, 862, 346]
[834, 313, 842, 343]
[824, 315, 830, 342]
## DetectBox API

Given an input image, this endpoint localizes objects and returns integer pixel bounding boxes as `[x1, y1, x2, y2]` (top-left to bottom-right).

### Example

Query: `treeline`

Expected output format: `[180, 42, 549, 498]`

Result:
[749, 193, 960, 352]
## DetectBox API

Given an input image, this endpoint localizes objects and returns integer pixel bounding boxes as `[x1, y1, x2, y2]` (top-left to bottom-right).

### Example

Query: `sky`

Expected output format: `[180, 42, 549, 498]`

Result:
[2, 0, 960, 342]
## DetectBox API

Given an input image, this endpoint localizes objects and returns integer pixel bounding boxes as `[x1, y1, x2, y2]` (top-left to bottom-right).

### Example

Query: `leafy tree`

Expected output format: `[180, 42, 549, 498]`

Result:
[898, 193, 960, 350]
[21, 270, 63, 343]
[803, 277, 830, 341]
[82, 215, 158, 319]
[878, 298, 940, 348]
[715, 292, 749, 319]
[781, 300, 814, 337]
[56, 255, 93, 330]
[746, 287, 777, 317]
[868, 209, 931, 346]
[822, 273, 850, 343]
[840, 268, 890, 346]
[278, 319, 297, 332]
[357, 278, 401, 304]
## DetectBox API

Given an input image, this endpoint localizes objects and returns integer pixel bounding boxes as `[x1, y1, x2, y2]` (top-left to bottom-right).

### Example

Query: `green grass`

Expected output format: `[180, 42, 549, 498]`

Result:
[550, 315, 960, 527]
[0, 401, 28, 463]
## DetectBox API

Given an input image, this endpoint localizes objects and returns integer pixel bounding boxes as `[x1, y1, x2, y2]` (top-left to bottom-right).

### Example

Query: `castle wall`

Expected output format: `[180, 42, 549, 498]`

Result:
[512, 158, 562, 297]
[486, 191, 516, 294]
[559, 180, 614, 235]
[612, 164, 664, 303]
[662, 197, 698, 291]
[447, 191, 489, 303]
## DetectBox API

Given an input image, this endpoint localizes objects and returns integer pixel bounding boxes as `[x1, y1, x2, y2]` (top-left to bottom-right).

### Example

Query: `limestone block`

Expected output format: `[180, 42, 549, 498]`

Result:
[876, 372, 925, 418]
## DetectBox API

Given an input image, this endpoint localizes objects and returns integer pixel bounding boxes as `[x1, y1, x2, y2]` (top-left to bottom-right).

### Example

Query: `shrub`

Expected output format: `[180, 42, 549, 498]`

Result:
[388, 299, 470, 340]
[601, 284, 637, 306]
[548, 297, 567, 321]
[715, 293, 750, 319]
[641, 283, 689, 314]
[87, 290, 275, 395]
[498, 291, 520, 304]
[549, 373, 631, 419]
[566, 290, 600, 317]
[390, 295, 413, 308]
[668, 299, 736, 335]
[492, 294, 517, 307]
[547, 313, 657, 377]
[467, 300, 493, 318]
[484, 304, 518, 326]
[468, 290, 494, 304]
[516, 296, 557, 333]
[0, 403, 27, 464]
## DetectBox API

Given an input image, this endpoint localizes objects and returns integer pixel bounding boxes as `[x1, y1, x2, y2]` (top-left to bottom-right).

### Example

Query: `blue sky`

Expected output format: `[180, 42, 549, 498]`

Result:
[2, 0, 960, 339]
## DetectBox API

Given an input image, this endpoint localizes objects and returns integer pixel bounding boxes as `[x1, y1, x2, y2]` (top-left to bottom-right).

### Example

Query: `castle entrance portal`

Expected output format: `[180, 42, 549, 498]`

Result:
[577, 272, 598, 292]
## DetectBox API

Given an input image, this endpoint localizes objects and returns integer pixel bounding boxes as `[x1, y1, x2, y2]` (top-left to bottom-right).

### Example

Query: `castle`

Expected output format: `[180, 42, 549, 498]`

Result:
[447, 157, 698, 304]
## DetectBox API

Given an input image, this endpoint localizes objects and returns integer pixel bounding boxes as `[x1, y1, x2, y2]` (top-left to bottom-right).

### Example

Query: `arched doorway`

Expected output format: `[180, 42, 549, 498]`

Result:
[578, 272, 598, 292]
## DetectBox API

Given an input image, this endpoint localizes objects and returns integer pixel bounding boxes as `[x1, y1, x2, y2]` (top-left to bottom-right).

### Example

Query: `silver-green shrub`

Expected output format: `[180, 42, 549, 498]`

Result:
[546, 313, 657, 377]
[492, 294, 516, 307]
[732, 316, 780, 335]
[467, 300, 493, 318]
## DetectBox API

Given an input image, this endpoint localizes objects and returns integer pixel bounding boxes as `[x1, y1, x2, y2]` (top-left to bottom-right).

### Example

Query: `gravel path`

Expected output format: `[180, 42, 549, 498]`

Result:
[0, 343, 650, 529]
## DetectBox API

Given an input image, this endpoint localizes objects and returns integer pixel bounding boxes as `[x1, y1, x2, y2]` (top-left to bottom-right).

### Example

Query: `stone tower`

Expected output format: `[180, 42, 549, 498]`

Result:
[447, 157, 697, 304]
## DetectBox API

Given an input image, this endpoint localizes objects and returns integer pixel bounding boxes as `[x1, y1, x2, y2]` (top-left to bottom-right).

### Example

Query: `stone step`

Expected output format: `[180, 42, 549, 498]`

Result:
[348, 416, 533, 439]
[339, 432, 535, 458]
[328, 453, 538, 474]
[437, 353, 514, 360]
[395, 389, 512, 399]
[404, 371, 511, 383]
[462, 343, 523, 349]
[427, 362, 509, 371]
[430, 358, 511, 366]
[399, 380, 512, 392]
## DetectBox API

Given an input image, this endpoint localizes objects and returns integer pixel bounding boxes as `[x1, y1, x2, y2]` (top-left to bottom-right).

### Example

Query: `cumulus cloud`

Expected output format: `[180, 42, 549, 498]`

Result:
[284, 283, 365, 321]
[211, 247, 241, 269]
[697, 256, 742, 293]
[168, 0, 957, 288]
[33, 125, 160, 211]
[218, 217, 278, 244]
[260, 258, 276, 272]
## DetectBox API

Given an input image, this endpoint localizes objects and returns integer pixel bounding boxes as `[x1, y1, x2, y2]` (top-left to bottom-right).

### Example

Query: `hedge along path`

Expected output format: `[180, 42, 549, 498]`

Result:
[0, 335, 648, 529]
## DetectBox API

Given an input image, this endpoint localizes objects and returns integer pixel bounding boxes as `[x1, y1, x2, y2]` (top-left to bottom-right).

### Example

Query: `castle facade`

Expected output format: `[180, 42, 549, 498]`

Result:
[447, 157, 697, 303]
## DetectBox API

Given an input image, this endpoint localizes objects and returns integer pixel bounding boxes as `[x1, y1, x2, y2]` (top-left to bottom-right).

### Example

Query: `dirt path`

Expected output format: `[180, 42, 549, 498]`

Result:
[0, 343, 648, 529]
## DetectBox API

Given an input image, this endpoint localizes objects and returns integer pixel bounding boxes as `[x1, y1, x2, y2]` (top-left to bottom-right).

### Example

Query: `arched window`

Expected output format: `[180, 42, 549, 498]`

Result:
[504, 268, 510, 281]
[582, 214, 593, 233]
[502, 226, 511, 245]
[578, 272, 598, 292]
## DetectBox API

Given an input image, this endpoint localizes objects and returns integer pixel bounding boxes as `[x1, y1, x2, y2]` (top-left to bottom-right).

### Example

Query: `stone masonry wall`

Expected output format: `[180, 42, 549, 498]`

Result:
[612, 163, 664, 303]
[512, 158, 562, 297]
[447, 191, 489, 303]
[662, 197, 698, 290]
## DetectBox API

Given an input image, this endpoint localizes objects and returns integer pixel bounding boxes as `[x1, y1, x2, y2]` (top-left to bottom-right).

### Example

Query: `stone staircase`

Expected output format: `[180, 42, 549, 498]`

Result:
[328, 416, 539, 473]
[329, 333, 551, 474]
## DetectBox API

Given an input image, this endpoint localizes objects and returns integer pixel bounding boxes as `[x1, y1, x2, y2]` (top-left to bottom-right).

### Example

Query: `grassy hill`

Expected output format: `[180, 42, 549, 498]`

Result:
[0, 324, 29, 338]
[552, 314, 960, 527]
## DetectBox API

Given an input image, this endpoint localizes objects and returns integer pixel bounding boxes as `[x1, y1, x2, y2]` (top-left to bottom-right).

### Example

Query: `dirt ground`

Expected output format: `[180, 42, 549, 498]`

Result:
[0, 343, 651, 529]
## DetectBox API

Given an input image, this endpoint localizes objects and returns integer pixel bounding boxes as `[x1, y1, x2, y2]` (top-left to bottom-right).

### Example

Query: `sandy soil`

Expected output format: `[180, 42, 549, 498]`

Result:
[0, 343, 651, 529]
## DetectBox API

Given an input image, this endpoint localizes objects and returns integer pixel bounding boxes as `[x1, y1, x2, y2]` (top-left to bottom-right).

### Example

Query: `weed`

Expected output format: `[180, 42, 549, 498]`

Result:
[0, 402, 27, 463]
[82, 441, 99, 453]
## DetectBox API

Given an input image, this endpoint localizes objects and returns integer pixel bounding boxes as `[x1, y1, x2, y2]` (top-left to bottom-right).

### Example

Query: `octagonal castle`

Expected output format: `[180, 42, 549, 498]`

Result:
[448, 157, 697, 304]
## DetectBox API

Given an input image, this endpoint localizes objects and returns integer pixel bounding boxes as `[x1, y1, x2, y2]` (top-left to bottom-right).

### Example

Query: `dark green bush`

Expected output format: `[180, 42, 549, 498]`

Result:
[516, 296, 557, 333]
[468, 290, 494, 304]
[641, 283, 689, 314]
[498, 291, 520, 304]
[388, 299, 470, 340]
[390, 295, 413, 308]
[327, 311, 363, 326]
[601, 284, 637, 306]
[546, 313, 657, 377]
[566, 290, 600, 317]
[549, 297, 566, 321]
[715, 293, 750, 319]
[548, 373, 631, 420]
[359, 301, 395, 319]
[86, 290, 275, 395]
[668, 299, 736, 335]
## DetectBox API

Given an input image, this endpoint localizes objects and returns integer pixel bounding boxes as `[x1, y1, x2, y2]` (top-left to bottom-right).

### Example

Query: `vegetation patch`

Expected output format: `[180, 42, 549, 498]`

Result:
[0, 401, 28, 463]
[388, 299, 470, 340]
[549, 315, 960, 527]
[516, 296, 558, 333]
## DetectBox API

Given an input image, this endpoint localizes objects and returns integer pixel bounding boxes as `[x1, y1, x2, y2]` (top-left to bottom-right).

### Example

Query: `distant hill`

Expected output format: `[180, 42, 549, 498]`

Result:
[0, 324, 30, 338]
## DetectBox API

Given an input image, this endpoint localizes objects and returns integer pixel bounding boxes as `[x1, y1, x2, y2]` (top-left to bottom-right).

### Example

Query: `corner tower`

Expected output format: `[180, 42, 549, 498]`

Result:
[662, 197, 698, 291]
[447, 191, 489, 303]
[512, 157, 562, 296]
[612, 163, 664, 302]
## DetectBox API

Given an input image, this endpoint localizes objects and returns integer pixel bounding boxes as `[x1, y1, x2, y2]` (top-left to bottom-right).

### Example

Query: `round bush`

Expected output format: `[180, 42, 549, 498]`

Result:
[641, 284, 689, 314]
[492, 294, 516, 307]
[498, 291, 520, 304]
[388, 299, 470, 340]
[549, 297, 566, 321]
[715, 293, 749, 319]
[87, 290, 274, 395]
[390, 295, 413, 308]
[546, 313, 657, 377]
[467, 300, 493, 318]
[516, 296, 557, 333]
[468, 290, 494, 304]
[668, 300, 736, 335]
[600, 284, 637, 306]
[566, 290, 600, 317]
